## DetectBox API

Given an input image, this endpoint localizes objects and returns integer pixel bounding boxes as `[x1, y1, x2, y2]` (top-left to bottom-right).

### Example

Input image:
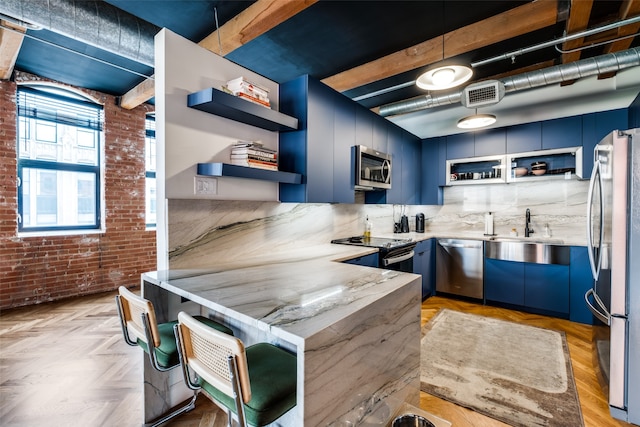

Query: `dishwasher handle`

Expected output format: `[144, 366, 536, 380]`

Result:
[438, 241, 482, 249]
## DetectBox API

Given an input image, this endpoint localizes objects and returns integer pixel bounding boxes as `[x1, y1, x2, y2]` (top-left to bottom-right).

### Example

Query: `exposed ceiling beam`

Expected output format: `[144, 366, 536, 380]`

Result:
[199, 0, 318, 56]
[604, 0, 640, 53]
[0, 20, 26, 80]
[561, 0, 595, 64]
[120, 0, 318, 109]
[321, 0, 560, 93]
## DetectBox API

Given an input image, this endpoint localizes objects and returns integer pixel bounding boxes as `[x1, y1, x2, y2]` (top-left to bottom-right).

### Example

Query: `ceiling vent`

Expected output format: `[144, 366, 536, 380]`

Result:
[461, 80, 505, 108]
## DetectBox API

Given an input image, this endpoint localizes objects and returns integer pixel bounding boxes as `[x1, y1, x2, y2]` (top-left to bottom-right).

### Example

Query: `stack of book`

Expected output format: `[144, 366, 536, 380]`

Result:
[225, 77, 271, 108]
[230, 141, 278, 171]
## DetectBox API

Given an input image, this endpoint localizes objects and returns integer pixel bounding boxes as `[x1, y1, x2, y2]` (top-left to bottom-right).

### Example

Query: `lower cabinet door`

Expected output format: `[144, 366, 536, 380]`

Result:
[414, 239, 435, 300]
[524, 263, 570, 314]
[484, 259, 525, 305]
[343, 253, 378, 268]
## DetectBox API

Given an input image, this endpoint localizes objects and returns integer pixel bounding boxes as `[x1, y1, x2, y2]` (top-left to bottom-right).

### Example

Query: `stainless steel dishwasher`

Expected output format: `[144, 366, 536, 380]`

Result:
[436, 239, 484, 299]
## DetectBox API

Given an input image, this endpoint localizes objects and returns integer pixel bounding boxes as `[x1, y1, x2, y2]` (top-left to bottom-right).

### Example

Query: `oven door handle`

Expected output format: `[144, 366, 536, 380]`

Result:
[382, 250, 414, 267]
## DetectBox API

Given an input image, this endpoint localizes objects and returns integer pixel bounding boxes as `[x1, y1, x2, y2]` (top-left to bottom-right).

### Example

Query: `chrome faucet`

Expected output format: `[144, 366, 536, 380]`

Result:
[525, 208, 534, 237]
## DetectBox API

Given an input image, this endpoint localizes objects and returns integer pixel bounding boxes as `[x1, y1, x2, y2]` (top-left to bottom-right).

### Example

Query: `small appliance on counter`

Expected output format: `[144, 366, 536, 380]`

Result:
[394, 205, 410, 233]
[416, 213, 425, 233]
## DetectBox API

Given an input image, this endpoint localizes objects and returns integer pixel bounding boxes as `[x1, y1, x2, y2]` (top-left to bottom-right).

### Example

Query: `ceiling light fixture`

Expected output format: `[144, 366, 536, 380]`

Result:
[416, 64, 473, 91]
[457, 112, 496, 129]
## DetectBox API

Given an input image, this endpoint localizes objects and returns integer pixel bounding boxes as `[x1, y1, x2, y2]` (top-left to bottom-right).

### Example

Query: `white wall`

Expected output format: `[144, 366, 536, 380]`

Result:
[155, 29, 286, 268]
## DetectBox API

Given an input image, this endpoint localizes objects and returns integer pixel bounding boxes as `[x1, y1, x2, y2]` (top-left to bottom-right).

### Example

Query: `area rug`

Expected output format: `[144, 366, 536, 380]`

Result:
[420, 309, 584, 427]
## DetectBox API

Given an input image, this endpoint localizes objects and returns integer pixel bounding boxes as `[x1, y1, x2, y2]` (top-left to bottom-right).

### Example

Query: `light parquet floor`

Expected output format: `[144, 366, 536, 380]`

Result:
[0, 291, 632, 427]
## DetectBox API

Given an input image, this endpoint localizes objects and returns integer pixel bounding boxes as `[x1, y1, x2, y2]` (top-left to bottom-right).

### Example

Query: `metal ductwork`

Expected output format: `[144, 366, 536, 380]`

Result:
[0, 0, 158, 66]
[379, 47, 640, 117]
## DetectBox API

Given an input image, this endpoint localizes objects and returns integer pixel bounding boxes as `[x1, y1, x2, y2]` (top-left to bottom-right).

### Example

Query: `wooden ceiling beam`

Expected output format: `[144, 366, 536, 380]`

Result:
[199, 0, 318, 56]
[561, 0, 594, 65]
[603, 0, 640, 54]
[322, 0, 560, 93]
[0, 21, 26, 80]
[120, 0, 318, 109]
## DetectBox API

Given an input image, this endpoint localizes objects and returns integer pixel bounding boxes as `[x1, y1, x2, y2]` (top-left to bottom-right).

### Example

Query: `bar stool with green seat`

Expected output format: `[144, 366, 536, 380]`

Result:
[174, 311, 297, 427]
[115, 286, 234, 426]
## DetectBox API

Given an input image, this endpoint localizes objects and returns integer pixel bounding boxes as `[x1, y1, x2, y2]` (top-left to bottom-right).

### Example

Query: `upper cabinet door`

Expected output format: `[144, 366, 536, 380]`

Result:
[542, 115, 582, 149]
[474, 128, 506, 156]
[582, 109, 628, 174]
[355, 107, 373, 148]
[446, 133, 474, 159]
[507, 122, 541, 153]
[333, 93, 356, 203]
[372, 118, 388, 153]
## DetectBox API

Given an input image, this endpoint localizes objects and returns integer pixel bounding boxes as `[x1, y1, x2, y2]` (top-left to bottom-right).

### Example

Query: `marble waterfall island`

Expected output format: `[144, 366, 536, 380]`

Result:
[142, 256, 421, 426]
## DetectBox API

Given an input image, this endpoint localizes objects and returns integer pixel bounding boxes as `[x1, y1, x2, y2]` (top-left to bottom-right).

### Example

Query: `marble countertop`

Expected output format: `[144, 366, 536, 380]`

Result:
[143, 243, 421, 345]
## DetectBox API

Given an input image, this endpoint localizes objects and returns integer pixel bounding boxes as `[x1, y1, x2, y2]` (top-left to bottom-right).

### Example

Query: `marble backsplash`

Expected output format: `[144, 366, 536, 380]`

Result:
[167, 178, 590, 268]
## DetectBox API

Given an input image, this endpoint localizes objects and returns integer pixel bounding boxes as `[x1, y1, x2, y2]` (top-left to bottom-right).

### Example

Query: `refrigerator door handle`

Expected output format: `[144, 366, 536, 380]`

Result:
[586, 160, 604, 280]
[585, 288, 611, 325]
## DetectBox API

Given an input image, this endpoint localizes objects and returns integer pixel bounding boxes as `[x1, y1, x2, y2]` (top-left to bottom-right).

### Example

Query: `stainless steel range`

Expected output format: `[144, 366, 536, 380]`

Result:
[331, 236, 416, 272]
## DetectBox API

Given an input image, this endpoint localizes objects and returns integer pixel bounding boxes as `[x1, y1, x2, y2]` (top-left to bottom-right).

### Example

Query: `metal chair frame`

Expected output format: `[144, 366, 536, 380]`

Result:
[174, 314, 251, 427]
[115, 287, 198, 427]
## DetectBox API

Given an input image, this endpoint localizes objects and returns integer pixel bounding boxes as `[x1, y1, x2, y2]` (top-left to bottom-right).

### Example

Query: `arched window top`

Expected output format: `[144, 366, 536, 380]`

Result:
[17, 81, 103, 106]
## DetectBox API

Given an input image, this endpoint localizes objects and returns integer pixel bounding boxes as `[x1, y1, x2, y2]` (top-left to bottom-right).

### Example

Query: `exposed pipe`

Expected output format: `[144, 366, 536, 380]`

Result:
[379, 47, 640, 117]
[0, 0, 158, 66]
[362, 15, 640, 105]
[471, 15, 640, 68]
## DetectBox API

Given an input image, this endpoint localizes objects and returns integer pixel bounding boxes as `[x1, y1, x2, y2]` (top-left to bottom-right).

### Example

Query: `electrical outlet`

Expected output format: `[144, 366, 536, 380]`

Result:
[194, 176, 217, 195]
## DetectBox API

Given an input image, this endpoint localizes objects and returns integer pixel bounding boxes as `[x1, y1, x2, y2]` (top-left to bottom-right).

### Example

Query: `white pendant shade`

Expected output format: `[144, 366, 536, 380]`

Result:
[416, 65, 473, 90]
[457, 113, 497, 129]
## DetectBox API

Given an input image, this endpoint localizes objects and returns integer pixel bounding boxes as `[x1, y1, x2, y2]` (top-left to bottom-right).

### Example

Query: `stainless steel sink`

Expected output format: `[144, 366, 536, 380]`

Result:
[485, 239, 570, 265]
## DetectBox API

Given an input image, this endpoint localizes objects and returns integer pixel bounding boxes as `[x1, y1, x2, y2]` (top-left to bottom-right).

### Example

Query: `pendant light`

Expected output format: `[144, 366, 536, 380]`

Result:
[416, 2, 472, 91]
[457, 110, 497, 129]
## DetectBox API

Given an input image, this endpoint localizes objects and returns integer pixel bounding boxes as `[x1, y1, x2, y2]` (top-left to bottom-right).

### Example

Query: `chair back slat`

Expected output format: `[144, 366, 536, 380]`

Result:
[177, 312, 252, 403]
[118, 286, 161, 347]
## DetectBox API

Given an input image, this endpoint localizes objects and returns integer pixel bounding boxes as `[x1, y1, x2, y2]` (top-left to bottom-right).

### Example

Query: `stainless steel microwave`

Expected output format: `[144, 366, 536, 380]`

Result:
[355, 145, 392, 190]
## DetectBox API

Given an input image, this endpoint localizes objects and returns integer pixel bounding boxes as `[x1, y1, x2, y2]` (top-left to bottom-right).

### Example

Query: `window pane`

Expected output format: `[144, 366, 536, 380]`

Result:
[20, 168, 97, 228]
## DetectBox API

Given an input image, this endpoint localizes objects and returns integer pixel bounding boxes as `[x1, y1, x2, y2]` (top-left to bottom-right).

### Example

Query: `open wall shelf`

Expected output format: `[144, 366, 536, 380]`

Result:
[197, 163, 302, 184]
[187, 88, 299, 132]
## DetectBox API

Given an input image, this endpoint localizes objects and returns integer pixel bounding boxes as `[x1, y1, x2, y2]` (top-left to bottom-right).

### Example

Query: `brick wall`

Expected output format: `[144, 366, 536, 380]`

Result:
[0, 74, 157, 310]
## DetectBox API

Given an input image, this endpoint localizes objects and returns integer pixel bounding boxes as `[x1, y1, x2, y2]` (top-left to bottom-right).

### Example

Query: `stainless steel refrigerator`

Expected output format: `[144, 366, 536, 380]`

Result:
[585, 128, 639, 425]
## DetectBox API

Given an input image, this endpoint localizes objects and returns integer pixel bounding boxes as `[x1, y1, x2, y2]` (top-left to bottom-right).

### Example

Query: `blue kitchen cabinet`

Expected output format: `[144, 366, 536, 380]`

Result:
[542, 115, 582, 150]
[421, 137, 444, 205]
[372, 117, 388, 153]
[484, 258, 525, 305]
[386, 125, 404, 205]
[333, 94, 357, 202]
[474, 128, 506, 156]
[280, 75, 355, 203]
[524, 263, 569, 315]
[343, 253, 378, 268]
[570, 246, 596, 324]
[582, 108, 628, 174]
[401, 132, 420, 205]
[506, 122, 541, 153]
[414, 239, 435, 300]
[446, 133, 475, 159]
[355, 107, 374, 148]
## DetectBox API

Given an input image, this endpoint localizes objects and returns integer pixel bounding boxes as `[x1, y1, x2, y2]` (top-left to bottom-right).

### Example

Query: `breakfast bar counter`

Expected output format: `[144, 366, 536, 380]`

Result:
[141, 245, 421, 426]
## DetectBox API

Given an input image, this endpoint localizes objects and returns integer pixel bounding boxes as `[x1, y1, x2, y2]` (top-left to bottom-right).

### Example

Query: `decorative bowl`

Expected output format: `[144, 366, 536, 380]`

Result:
[514, 167, 528, 177]
[532, 169, 547, 176]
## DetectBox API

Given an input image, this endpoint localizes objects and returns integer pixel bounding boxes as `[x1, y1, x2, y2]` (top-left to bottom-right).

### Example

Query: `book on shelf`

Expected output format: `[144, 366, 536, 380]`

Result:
[231, 154, 278, 164]
[227, 77, 269, 97]
[230, 159, 279, 171]
[236, 92, 271, 108]
[231, 148, 277, 159]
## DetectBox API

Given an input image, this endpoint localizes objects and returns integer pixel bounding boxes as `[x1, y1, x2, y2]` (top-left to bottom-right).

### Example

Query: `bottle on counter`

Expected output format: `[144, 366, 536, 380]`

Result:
[364, 216, 372, 240]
